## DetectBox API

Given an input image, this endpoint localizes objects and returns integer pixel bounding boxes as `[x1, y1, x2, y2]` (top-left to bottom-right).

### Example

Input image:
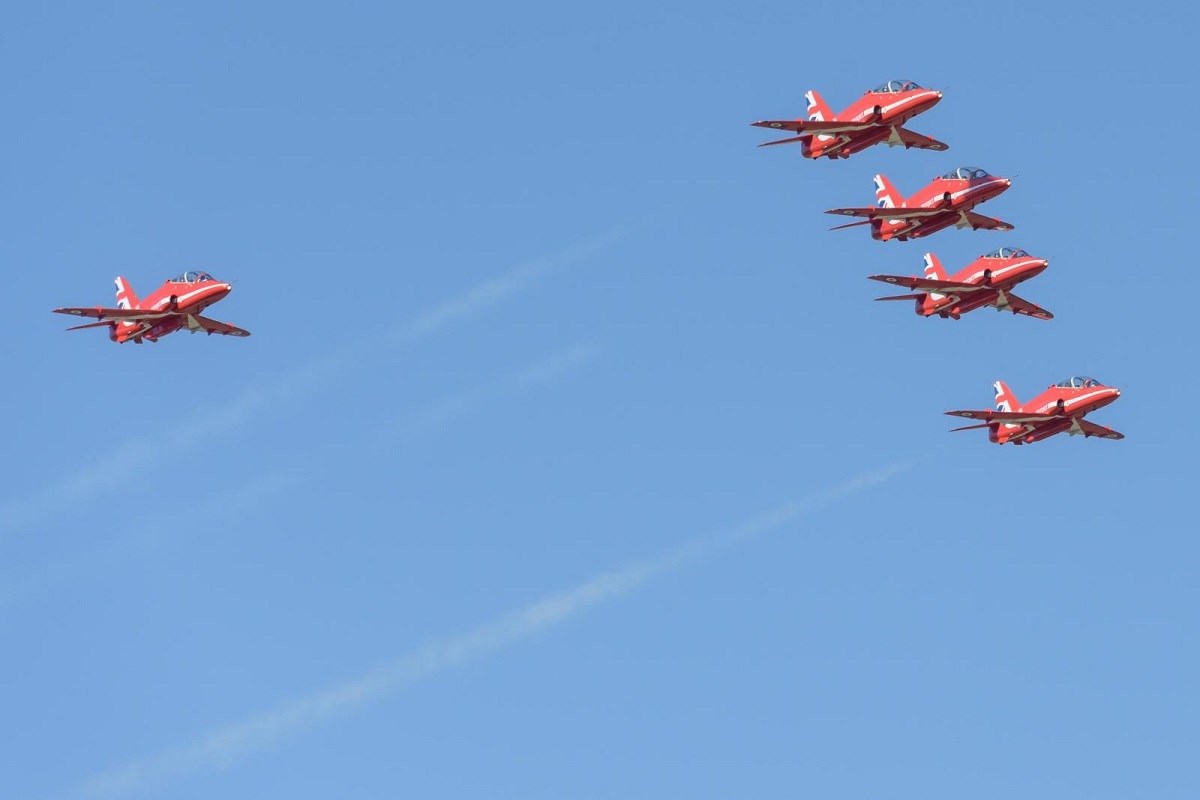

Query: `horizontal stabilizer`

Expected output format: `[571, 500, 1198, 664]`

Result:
[65, 321, 114, 332]
[757, 135, 807, 148]
[874, 293, 923, 302]
[830, 219, 873, 231]
[949, 422, 992, 432]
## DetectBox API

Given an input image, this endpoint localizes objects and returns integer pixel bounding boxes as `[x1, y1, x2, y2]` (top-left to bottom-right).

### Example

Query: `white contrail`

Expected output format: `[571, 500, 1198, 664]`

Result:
[0, 228, 631, 536]
[1, 344, 600, 613]
[0, 470, 294, 613]
[74, 461, 913, 799]
[388, 342, 599, 440]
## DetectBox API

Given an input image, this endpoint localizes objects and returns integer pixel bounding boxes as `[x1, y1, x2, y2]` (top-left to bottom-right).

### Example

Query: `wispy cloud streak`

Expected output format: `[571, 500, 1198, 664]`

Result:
[389, 342, 598, 440]
[0, 228, 631, 536]
[75, 461, 913, 799]
[1, 344, 599, 613]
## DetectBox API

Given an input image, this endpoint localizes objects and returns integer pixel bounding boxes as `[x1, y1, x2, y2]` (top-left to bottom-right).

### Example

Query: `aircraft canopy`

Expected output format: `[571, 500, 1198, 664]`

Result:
[983, 247, 1030, 259]
[872, 80, 922, 93]
[1054, 377, 1102, 388]
[940, 166, 990, 180]
[169, 270, 215, 283]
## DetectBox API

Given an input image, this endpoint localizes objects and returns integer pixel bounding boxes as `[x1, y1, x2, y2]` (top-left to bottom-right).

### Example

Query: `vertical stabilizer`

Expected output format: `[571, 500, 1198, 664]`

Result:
[993, 380, 1024, 435]
[114, 277, 139, 310]
[923, 253, 948, 301]
[993, 380, 1020, 413]
[923, 253, 947, 281]
[804, 90, 834, 123]
[873, 174, 903, 209]
[804, 89, 836, 151]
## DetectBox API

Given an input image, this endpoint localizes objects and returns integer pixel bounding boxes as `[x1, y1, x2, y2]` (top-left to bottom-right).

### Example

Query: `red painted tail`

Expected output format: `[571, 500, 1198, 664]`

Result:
[113, 276, 141, 341]
[993, 380, 1020, 413]
[992, 380, 1023, 442]
[114, 276, 139, 310]
[873, 174, 903, 209]
[922, 253, 948, 281]
[804, 90, 834, 123]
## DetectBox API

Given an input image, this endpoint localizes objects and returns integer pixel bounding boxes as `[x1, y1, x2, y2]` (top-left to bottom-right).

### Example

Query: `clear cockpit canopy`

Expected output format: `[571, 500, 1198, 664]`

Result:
[872, 80, 922, 93]
[169, 270, 215, 283]
[1054, 376, 1103, 388]
[983, 247, 1030, 259]
[941, 166, 991, 180]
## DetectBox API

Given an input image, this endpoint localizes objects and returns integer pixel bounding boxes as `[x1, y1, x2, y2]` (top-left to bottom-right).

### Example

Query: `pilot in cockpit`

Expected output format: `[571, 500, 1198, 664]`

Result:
[941, 167, 990, 181]
[872, 80, 922, 93]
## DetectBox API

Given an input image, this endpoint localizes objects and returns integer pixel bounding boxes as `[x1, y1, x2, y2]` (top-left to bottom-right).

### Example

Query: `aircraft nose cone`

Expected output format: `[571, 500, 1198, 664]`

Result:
[1003, 178, 1012, 186]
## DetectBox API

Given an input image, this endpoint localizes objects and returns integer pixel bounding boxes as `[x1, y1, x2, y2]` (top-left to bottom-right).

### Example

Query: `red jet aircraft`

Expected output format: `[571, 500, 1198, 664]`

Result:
[946, 377, 1124, 445]
[752, 80, 947, 159]
[869, 247, 1052, 320]
[827, 167, 1013, 241]
[54, 271, 250, 343]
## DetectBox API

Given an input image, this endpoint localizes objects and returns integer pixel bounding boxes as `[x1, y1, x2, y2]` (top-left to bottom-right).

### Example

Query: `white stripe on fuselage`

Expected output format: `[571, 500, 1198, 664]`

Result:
[148, 283, 222, 310]
[849, 91, 939, 123]
[962, 258, 1041, 285]
[1031, 388, 1113, 414]
[877, 180, 1006, 228]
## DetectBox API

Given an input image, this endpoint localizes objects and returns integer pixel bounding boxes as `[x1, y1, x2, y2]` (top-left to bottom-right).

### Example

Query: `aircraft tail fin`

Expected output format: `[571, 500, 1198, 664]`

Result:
[922, 253, 949, 300]
[114, 276, 139, 310]
[873, 174, 903, 209]
[804, 90, 834, 123]
[993, 380, 1020, 414]
[923, 253, 948, 281]
[804, 90, 836, 151]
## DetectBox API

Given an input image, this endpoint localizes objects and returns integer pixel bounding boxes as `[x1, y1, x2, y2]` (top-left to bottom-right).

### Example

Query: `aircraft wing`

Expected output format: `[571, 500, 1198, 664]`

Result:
[893, 126, 949, 152]
[827, 207, 947, 220]
[187, 314, 251, 337]
[998, 292, 1053, 320]
[1074, 419, 1124, 440]
[945, 409, 1060, 424]
[869, 274, 990, 293]
[54, 306, 172, 322]
[752, 119, 874, 135]
[962, 211, 1015, 231]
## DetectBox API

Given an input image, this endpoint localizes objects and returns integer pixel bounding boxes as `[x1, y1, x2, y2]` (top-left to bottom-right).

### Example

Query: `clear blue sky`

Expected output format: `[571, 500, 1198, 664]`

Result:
[2, 2, 1196, 798]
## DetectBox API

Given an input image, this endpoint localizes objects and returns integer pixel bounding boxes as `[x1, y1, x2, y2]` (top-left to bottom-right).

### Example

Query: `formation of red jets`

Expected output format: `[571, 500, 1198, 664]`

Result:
[752, 80, 1123, 446]
[47, 79, 1123, 448]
